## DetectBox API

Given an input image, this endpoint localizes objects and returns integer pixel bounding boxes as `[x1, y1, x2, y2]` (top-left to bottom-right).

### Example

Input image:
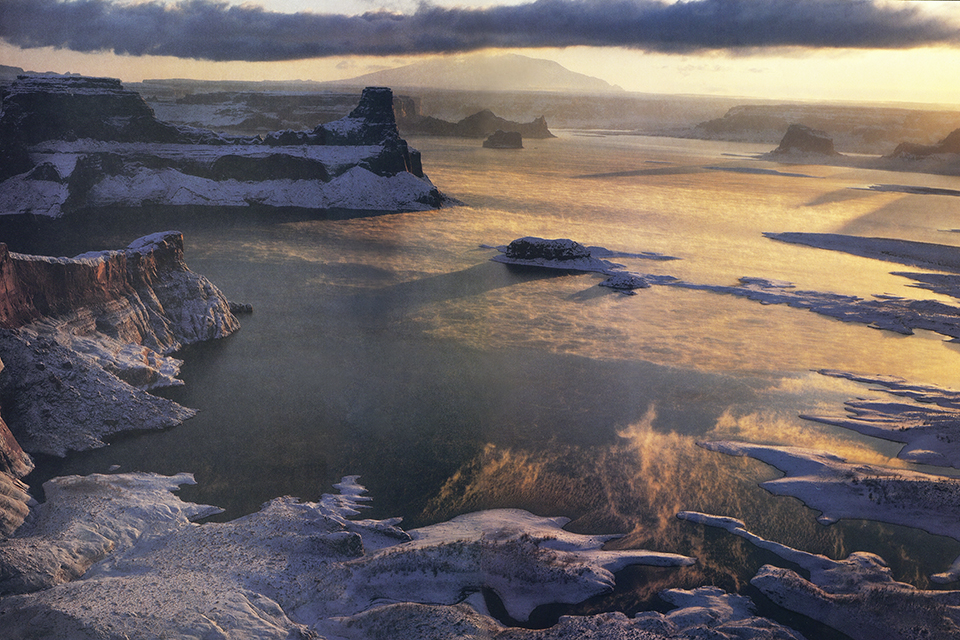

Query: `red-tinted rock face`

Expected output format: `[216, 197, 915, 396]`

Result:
[0, 412, 32, 480]
[0, 357, 35, 537]
[0, 231, 240, 461]
[0, 243, 133, 329]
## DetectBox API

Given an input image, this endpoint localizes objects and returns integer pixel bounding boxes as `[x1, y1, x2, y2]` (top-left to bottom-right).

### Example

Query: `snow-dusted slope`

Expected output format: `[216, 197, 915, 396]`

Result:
[0, 474, 808, 640]
[0, 78, 447, 216]
[0, 231, 239, 457]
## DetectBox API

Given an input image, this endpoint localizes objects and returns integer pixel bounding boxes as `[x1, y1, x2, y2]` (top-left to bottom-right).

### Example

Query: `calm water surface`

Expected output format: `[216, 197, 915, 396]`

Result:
[26, 132, 960, 614]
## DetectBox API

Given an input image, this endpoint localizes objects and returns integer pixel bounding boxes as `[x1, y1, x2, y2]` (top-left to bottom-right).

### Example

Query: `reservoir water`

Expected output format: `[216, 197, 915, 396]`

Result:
[24, 132, 960, 617]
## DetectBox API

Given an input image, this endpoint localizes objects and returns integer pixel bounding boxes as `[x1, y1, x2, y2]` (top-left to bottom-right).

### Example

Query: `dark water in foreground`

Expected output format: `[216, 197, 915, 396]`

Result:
[17, 133, 960, 626]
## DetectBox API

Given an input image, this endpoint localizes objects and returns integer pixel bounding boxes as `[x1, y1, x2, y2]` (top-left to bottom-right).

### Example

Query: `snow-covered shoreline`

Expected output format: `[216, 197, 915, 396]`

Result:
[0, 78, 450, 218]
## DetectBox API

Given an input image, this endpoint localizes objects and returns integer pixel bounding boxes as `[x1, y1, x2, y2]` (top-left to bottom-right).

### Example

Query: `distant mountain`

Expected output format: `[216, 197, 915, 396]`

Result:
[0, 65, 26, 81]
[332, 54, 623, 94]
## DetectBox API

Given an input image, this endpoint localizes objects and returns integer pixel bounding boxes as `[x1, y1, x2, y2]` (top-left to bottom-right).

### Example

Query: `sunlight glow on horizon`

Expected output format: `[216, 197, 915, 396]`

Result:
[5, 40, 960, 107]
[3, 0, 960, 106]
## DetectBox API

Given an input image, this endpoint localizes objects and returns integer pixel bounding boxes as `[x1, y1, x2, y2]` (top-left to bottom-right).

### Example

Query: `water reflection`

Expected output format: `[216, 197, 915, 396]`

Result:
[420, 403, 959, 595]
[19, 132, 960, 606]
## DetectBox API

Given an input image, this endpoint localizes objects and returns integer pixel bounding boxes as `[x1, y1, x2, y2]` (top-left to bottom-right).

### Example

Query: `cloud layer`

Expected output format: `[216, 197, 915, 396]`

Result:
[2, 0, 958, 62]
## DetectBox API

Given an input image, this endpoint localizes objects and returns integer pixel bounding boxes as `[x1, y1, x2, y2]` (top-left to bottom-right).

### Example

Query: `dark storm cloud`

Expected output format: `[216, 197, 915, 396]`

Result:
[1, 0, 957, 62]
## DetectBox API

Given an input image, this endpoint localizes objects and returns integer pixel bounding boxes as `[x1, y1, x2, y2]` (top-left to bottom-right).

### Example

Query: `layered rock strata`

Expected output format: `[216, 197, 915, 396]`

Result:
[0, 78, 447, 216]
[0, 398, 32, 537]
[0, 231, 239, 459]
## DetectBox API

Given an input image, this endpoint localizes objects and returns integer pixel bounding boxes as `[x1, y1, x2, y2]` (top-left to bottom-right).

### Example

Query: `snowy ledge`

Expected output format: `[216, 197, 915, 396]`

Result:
[679, 511, 960, 640]
[1, 473, 806, 640]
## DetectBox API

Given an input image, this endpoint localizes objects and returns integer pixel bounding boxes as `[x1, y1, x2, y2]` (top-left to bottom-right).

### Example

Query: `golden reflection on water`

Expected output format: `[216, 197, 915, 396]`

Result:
[199, 132, 960, 388]
[173, 132, 960, 595]
[419, 404, 866, 596]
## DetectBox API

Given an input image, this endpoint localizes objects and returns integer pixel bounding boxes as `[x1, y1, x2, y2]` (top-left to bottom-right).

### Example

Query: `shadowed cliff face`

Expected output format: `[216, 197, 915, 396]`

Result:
[891, 126, 960, 159]
[0, 231, 240, 470]
[0, 232, 237, 357]
[772, 124, 840, 156]
[0, 76, 243, 148]
[0, 78, 445, 215]
[0, 231, 241, 536]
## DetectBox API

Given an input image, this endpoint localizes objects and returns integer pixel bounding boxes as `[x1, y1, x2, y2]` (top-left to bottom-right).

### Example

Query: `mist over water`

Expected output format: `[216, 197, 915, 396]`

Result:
[26, 132, 960, 603]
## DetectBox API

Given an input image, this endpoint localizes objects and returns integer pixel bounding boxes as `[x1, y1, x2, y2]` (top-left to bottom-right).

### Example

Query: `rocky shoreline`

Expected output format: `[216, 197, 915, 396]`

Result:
[0, 77, 451, 217]
[0, 231, 238, 536]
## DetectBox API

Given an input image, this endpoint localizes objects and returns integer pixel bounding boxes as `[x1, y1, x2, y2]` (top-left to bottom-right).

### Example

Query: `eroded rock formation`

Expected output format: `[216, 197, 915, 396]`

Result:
[0, 78, 446, 216]
[891, 126, 960, 159]
[771, 124, 840, 156]
[681, 512, 960, 640]
[483, 130, 523, 149]
[0, 231, 239, 457]
[395, 96, 556, 140]
[0, 474, 805, 639]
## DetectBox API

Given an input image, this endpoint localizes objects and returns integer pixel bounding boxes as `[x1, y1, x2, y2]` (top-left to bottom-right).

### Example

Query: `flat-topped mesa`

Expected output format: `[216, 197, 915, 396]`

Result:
[0, 232, 240, 459]
[0, 75, 236, 147]
[0, 231, 239, 389]
[771, 124, 840, 156]
[0, 79, 444, 215]
[0, 232, 236, 345]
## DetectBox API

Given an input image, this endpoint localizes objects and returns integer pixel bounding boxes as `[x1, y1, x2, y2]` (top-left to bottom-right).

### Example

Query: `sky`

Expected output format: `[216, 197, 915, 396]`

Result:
[2, 0, 960, 104]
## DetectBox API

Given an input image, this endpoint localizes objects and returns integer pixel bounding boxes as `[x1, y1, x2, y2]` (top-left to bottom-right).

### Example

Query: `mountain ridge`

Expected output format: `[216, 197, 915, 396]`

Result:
[330, 53, 623, 94]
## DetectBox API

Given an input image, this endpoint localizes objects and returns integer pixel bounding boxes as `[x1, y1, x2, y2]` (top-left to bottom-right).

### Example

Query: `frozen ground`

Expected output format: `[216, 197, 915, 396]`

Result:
[0, 474, 808, 640]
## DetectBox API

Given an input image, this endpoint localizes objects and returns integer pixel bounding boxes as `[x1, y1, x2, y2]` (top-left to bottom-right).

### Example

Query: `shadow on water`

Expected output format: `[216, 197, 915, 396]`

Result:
[363, 261, 588, 315]
[572, 166, 706, 180]
[0, 204, 431, 255]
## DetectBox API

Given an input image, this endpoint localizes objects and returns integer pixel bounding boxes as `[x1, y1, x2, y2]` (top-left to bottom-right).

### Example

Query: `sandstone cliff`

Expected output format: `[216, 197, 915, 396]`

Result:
[0, 388, 32, 537]
[0, 78, 446, 216]
[0, 231, 239, 535]
[0, 231, 238, 459]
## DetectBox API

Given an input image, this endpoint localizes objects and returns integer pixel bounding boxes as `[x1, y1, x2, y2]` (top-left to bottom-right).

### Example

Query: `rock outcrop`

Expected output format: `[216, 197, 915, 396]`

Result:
[483, 130, 523, 149]
[771, 124, 840, 156]
[503, 237, 592, 262]
[0, 78, 447, 216]
[0, 231, 239, 458]
[890, 126, 960, 159]
[0, 76, 244, 148]
[0, 474, 815, 640]
[395, 96, 556, 140]
[682, 511, 960, 640]
[0, 390, 32, 537]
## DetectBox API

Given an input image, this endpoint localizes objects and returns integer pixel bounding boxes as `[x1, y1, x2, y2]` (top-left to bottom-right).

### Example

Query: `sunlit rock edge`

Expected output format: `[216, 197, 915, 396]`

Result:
[0, 231, 240, 458]
[0, 231, 239, 541]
